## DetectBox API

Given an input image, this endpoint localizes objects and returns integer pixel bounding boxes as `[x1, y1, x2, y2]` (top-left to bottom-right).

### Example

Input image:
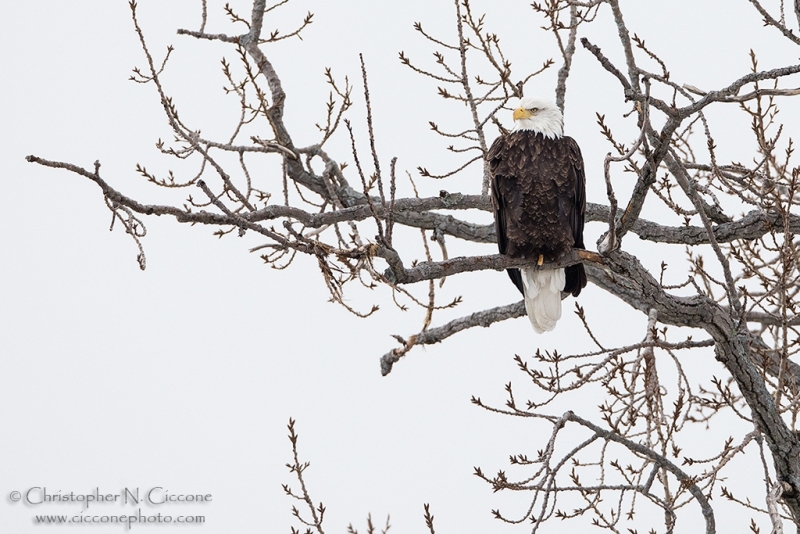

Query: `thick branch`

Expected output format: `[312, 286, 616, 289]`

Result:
[27, 156, 800, 251]
[382, 248, 603, 285]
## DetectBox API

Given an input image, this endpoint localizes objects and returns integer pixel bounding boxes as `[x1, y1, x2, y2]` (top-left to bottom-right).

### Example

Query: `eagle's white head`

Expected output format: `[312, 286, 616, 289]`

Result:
[511, 97, 563, 139]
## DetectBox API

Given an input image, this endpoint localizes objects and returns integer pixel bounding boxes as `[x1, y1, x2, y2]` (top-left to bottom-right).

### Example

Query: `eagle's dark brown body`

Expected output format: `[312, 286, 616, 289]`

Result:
[487, 130, 587, 297]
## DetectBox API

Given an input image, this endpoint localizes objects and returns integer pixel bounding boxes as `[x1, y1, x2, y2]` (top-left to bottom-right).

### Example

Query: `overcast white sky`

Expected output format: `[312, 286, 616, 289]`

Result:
[2, 1, 798, 532]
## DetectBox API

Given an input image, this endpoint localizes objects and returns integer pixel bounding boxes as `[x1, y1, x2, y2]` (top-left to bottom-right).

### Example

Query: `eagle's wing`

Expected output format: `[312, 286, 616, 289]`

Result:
[487, 135, 507, 255]
[565, 136, 586, 250]
[488, 135, 525, 295]
[563, 136, 587, 296]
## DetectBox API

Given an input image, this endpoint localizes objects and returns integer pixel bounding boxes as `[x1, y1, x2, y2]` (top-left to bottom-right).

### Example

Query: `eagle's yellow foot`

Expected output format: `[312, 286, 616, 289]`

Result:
[537, 254, 544, 266]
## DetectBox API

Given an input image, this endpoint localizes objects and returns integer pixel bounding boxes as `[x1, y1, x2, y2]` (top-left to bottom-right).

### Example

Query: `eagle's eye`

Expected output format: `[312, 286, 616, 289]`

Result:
[529, 107, 539, 113]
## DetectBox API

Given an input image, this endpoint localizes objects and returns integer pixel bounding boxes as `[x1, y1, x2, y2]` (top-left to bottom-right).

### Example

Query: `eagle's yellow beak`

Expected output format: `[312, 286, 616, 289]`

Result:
[513, 107, 533, 121]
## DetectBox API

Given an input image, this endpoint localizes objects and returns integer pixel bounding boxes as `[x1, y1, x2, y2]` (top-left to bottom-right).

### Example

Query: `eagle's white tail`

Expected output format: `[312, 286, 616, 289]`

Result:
[520, 267, 565, 333]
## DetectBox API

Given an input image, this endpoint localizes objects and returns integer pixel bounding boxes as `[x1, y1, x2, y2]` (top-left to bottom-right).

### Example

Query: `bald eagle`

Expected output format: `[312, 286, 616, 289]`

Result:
[487, 97, 587, 333]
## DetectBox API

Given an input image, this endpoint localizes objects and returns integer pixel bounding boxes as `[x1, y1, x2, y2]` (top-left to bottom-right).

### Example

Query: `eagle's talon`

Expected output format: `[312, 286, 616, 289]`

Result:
[537, 254, 544, 266]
